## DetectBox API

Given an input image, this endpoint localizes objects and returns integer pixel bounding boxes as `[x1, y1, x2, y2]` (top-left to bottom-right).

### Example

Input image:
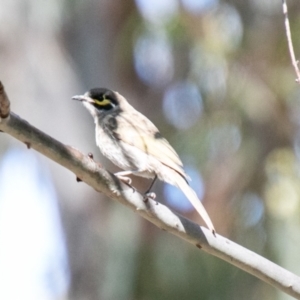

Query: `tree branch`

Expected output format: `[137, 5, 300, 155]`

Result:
[282, 0, 300, 83]
[0, 82, 300, 299]
[0, 82, 10, 118]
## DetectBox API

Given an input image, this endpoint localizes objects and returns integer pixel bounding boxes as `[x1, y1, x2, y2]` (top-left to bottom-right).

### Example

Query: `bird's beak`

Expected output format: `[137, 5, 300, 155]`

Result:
[72, 95, 95, 104]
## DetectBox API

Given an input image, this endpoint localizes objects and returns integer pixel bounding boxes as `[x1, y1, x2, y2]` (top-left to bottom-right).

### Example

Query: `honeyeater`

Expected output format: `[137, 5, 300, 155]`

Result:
[72, 88, 215, 234]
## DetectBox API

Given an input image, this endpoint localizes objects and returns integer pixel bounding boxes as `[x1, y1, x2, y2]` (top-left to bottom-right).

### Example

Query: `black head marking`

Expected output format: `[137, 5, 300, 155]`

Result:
[88, 88, 119, 110]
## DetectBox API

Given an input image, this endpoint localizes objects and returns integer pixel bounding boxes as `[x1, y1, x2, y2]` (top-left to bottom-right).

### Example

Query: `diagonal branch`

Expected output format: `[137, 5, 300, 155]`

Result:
[0, 82, 300, 299]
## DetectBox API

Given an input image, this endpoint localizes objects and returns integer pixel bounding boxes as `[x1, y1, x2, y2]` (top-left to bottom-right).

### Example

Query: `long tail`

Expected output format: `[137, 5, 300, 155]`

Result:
[175, 175, 215, 234]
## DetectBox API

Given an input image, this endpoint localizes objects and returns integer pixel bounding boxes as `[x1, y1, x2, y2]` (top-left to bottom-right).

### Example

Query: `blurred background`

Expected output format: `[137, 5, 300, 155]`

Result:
[0, 0, 300, 299]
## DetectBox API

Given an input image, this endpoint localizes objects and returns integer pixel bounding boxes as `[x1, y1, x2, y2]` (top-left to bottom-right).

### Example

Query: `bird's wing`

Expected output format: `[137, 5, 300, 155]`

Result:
[114, 111, 188, 179]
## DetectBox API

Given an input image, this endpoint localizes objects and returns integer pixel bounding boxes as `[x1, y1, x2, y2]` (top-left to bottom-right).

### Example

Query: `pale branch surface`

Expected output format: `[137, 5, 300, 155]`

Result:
[0, 83, 300, 299]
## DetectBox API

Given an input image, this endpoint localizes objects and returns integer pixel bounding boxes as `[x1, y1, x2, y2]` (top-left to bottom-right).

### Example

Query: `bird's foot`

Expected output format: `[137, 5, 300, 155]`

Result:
[116, 175, 132, 185]
[115, 174, 136, 192]
[143, 192, 156, 202]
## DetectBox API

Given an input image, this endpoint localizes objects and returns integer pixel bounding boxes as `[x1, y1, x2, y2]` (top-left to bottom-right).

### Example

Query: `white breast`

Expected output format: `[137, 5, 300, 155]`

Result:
[95, 122, 157, 179]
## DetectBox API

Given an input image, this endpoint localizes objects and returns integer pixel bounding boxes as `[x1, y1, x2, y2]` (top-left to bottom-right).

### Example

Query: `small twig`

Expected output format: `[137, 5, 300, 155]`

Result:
[282, 0, 300, 83]
[0, 81, 10, 118]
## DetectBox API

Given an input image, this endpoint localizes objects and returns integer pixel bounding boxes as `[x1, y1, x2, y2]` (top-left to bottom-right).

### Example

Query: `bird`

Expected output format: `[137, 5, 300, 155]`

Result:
[72, 88, 215, 234]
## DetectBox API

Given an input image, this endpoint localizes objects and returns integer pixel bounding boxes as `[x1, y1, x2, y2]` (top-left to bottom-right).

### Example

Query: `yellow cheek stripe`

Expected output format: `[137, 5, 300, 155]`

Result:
[94, 99, 111, 106]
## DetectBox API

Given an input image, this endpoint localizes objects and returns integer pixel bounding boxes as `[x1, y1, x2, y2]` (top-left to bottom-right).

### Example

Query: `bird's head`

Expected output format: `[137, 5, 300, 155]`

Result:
[72, 88, 119, 118]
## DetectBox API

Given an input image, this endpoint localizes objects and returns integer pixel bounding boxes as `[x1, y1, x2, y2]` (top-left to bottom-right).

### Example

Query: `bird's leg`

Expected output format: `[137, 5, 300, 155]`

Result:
[143, 175, 157, 202]
[115, 169, 148, 185]
[115, 171, 157, 202]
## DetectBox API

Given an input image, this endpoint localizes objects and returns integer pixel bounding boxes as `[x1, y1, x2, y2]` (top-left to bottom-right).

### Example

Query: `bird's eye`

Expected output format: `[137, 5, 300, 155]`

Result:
[93, 93, 116, 110]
